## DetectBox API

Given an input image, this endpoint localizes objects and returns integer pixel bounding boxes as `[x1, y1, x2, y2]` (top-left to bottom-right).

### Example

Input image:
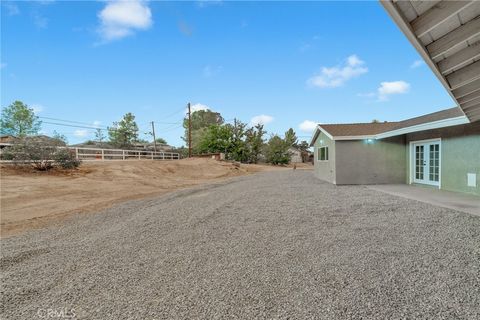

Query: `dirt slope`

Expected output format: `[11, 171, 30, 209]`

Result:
[0, 158, 280, 237]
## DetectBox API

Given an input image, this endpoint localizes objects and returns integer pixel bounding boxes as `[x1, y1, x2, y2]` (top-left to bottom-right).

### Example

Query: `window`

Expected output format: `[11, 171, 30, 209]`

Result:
[317, 146, 328, 161]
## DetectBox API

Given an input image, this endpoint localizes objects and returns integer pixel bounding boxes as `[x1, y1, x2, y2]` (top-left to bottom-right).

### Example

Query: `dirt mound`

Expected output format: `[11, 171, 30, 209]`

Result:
[0, 158, 277, 237]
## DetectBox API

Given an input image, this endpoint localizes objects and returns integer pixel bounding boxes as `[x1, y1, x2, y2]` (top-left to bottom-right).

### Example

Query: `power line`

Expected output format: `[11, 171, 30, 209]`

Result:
[42, 121, 109, 131]
[39, 116, 108, 129]
[158, 106, 187, 121]
[153, 120, 183, 125]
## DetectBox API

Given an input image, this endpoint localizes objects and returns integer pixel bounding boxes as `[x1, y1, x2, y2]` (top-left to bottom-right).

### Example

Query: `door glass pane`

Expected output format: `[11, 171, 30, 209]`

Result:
[429, 143, 439, 182]
[415, 145, 424, 180]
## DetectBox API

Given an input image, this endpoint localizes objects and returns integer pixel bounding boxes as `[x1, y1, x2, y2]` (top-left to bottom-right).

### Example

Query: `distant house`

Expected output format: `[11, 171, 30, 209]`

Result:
[1, 135, 66, 146]
[289, 147, 312, 163]
[309, 108, 479, 195]
[289, 147, 303, 163]
[0, 135, 15, 144]
[131, 142, 174, 152]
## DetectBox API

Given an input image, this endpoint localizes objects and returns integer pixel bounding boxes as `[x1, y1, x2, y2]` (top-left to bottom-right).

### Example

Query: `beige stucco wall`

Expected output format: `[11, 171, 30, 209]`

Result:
[406, 122, 480, 195]
[334, 136, 407, 185]
[313, 132, 336, 183]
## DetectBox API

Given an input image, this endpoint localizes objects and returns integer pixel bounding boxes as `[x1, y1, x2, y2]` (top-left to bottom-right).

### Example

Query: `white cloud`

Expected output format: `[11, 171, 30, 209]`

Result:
[250, 114, 274, 126]
[378, 81, 410, 101]
[31, 104, 44, 113]
[93, 120, 102, 128]
[299, 120, 317, 133]
[98, 0, 152, 42]
[74, 129, 89, 137]
[410, 60, 425, 69]
[358, 80, 411, 102]
[185, 103, 211, 115]
[190, 103, 210, 113]
[307, 54, 368, 88]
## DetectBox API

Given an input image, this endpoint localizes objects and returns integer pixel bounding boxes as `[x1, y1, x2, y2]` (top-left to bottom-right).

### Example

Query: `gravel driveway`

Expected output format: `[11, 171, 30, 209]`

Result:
[1, 171, 479, 319]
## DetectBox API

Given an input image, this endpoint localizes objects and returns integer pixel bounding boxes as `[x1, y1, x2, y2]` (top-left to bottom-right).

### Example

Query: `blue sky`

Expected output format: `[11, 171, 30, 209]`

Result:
[1, 0, 455, 146]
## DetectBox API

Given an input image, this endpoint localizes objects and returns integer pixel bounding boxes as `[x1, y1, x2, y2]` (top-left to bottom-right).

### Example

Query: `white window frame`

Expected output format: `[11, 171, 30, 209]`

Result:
[317, 146, 329, 162]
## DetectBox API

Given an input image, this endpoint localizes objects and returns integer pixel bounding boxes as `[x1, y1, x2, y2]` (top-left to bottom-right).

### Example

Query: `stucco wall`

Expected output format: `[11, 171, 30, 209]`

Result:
[335, 136, 407, 185]
[313, 132, 335, 183]
[406, 122, 480, 195]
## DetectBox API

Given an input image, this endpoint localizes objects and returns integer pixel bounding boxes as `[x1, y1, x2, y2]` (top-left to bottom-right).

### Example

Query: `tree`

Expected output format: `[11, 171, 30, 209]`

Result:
[297, 140, 310, 151]
[264, 135, 291, 165]
[245, 123, 266, 163]
[52, 130, 68, 144]
[155, 137, 167, 144]
[183, 109, 224, 153]
[108, 113, 139, 148]
[197, 124, 234, 155]
[0, 101, 42, 137]
[284, 128, 298, 148]
[95, 128, 106, 143]
[230, 120, 248, 162]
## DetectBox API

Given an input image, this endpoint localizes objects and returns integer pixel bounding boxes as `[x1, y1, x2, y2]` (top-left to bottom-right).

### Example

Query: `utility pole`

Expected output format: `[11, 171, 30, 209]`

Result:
[188, 102, 192, 158]
[151, 121, 157, 153]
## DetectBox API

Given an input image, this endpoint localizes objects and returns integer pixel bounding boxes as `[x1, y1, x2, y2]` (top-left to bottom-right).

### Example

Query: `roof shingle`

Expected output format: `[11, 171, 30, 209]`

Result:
[319, 107, 464, 137]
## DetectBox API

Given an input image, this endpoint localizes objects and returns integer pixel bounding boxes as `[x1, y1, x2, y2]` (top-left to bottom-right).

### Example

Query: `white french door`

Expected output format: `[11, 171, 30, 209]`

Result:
[412, 140, 441, 187]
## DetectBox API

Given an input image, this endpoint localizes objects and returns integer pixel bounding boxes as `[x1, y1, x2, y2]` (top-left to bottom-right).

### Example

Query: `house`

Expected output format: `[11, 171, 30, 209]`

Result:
[0, 135, 16, 144]
[288, 147, 313, 164]
[308, 0, 480, 195]
[288, 147, 304, 163]
[309, 108, 479, 195]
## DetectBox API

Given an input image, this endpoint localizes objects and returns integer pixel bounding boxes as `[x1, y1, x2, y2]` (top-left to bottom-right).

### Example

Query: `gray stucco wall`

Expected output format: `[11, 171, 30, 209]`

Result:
[406, 122, 480, 195]
[313, 132, 335, 183]
[334, 136, 407, 185]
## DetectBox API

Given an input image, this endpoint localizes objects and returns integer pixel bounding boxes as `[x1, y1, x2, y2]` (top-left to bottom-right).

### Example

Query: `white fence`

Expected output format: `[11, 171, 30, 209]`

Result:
[0, 144, 180, 162]
[73, 147, 180, 161]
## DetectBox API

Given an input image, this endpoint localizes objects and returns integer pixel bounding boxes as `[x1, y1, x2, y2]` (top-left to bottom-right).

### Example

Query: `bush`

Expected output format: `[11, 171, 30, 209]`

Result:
[264, 135, 291, 165]
[1, 138, 81, 170]
[53, 149, 81, 169]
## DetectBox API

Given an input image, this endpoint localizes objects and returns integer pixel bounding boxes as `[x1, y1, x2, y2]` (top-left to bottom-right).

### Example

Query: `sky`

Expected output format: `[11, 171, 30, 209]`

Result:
[1, 0, 455, 146]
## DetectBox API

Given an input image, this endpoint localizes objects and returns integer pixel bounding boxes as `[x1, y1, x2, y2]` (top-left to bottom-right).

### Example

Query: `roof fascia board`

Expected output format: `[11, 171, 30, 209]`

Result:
[309, 125, 335, 146]
[334, 135, 376, 141]
[376, 116, 469, 139]
[308, 127, 320, 147]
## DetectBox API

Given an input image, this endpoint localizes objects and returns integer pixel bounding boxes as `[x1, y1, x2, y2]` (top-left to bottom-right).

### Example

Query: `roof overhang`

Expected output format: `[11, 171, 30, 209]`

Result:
[375, 115, 469, 139]
[309, 114, 469, 145]
[309, 125, 377, 146]
[381, 0, 480, 122]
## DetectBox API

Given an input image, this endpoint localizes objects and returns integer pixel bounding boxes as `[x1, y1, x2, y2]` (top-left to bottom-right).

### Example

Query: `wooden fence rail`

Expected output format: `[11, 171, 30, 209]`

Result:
[0, 144, 180, 162]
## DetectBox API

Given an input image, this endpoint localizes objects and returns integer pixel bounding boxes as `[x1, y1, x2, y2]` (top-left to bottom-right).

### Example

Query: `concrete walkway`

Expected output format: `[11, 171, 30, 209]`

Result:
[368, 184, 480, 216]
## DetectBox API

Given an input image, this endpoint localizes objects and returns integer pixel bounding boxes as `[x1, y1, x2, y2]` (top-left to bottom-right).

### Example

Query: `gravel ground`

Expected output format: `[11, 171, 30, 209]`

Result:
[1, 171, 479, 319]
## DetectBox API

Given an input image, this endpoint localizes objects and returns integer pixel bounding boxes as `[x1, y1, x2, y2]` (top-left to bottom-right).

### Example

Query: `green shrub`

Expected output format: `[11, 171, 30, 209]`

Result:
[53, 149, 81, 169]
